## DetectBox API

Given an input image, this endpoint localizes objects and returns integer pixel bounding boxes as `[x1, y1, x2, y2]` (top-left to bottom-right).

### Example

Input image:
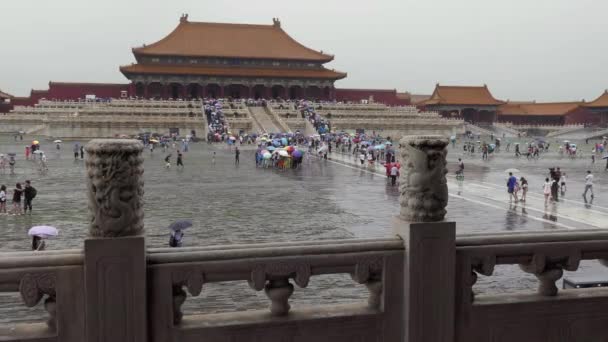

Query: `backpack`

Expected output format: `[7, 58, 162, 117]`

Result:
[30, 187, 37, 199]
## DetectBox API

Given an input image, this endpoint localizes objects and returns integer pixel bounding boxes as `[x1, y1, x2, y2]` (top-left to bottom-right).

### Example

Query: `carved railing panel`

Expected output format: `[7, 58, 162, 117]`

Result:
[0, 251, 84, 341]
[455, 230, 608, 342]
[147, 238, 403, 341]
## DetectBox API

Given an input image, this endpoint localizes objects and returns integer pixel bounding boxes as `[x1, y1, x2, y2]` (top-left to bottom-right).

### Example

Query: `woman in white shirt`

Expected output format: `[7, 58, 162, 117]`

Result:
[543, 178, 552, 206]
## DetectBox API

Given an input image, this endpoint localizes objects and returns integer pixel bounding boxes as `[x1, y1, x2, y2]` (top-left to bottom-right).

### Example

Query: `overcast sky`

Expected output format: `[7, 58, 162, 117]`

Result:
[1, 0, 606, 101]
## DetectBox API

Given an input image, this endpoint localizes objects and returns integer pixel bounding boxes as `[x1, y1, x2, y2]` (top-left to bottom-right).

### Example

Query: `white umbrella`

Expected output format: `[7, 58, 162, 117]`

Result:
[54, 140, 62, 143]
[28, 226, 59, 239]
[33, 150, 44, 154]
[278, 150, 289, 157]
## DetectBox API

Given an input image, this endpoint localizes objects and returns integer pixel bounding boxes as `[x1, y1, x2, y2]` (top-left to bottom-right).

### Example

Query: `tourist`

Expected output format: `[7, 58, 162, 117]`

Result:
[11, 183, 23, 215]
[583, 170, 594, 200]
[457, 158, 464, 176]
[0, 154, 6, 173]
[359, 152, 365, 166]
[73, 143, 79, 160]
[164, 154, 171, 169]
[31, 235, 45, 251]
[507, 172, 518, 202]
[520, 177, 528, 202]
[149, 144, 154, 153]
[390, 164, 399, 186]
[23, 180, 37, 214]
[560, 172, 567, 193]
[551, 168, 560, 201]
[482, 144, 488, 160]
[176, 151, 184, 169]
[235, 147, 240, 165]
[80, 145, 85, 159]
[0, 185, 6, 214]
[25, 145, 31, 160]
[212, 151, 216, 165]
[8, 155, 15, 175]
[543, 178, 552, 206]
[515, 144, 521, 157]
[169, 229, 184, 247]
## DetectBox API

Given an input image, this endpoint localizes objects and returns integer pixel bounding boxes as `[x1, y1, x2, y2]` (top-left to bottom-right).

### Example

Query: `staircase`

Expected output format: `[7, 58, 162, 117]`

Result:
[248, 106, 282, 133]
[464, 123, 494, 136]
[264, 106, 291, 132]
[578, 127, 608, 140]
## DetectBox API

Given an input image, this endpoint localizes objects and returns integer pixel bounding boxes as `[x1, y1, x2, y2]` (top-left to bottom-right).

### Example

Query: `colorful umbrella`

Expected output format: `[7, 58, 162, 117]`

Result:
[168, 220, 193, 231]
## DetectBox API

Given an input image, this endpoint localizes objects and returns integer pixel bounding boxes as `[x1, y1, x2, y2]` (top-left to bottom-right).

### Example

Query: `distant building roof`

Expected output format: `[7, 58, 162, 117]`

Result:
[424, 84, 503, 106]
[133, 16, 334, 62]
[585, 90, 608, 108]
[120, 64, 346, 80]
[0, 90, 12, 99]
[499, 102, 582, 116]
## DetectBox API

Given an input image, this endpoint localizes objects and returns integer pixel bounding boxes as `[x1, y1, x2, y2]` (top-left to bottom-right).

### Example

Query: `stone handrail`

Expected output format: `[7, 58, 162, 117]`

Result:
[146, 237, 404, 340]
[455, 230, 608, 340]
[0, 250, 85, 338]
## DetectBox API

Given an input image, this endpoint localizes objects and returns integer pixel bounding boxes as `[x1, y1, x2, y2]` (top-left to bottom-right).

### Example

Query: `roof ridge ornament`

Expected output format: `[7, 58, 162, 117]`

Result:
[180, 13, 189, 23]
[273, 17, 281, 28]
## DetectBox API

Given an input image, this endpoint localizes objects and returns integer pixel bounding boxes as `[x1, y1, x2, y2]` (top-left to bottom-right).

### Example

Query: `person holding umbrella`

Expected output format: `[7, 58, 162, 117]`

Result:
[28, 225, 58, 251]
[168, 220, 192, 247]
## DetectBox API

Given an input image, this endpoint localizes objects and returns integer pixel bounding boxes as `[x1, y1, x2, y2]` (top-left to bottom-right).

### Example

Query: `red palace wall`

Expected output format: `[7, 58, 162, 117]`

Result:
[335, 88, 410, 106]
[46, 82, 129, 100]
[498, 108, 600, 125]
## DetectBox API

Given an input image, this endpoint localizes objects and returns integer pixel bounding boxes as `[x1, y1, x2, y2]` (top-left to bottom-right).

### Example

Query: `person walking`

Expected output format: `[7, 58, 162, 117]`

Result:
[235, 147, 240, 165]
[11, 183, 23, 215]
[560, 172, 567, 193]
[23, 180, 37, 214]
[176, 151, 184, 169]
[73, 143, 79, 160]
[543, 178, 552, 206]
[583, 170, 594, 199]
[520, 177, 528, 202]
[164, 154, 171, 169]
[31, 236, 45, 251]
[390, 164, 399, 186]
[169, 229, 184, 247]
[507, 172, 518, 202]
[0, 184, 7, 214]
[80, 145, 85, 159]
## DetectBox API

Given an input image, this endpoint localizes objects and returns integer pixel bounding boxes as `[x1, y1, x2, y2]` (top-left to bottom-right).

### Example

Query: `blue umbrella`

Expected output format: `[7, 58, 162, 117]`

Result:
[169, 219, 193, 231]
[267, 146, 276, 151]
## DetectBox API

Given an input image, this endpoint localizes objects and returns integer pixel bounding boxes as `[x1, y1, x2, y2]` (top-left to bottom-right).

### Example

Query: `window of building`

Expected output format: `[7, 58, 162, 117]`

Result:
[151, 58, 160, 63]
[190, 59, 198, 64]
[272, 61, 281, 66]
[308, 63, 316, 67]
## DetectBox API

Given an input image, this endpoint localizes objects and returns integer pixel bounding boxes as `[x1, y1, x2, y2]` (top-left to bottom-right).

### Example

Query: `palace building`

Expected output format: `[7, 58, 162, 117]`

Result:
[584, 90, 608, 126]
[119, 15, 346, 100]
[420, 84, 504, 123]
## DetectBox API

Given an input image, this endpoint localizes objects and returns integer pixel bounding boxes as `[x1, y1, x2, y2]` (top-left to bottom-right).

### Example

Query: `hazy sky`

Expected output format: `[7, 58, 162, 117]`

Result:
[1, 0, 606, 101]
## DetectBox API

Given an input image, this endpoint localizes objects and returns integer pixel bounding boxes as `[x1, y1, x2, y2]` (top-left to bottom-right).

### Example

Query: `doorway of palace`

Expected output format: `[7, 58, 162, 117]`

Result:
[272, 85, 285, 99]
[170, 83, 183, 99]
[135, 83, 145, 98]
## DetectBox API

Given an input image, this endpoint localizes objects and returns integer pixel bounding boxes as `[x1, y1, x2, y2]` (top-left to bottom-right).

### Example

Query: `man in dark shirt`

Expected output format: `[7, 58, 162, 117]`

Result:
[235, 147, 240, 165]
[23, 180, 37, 214]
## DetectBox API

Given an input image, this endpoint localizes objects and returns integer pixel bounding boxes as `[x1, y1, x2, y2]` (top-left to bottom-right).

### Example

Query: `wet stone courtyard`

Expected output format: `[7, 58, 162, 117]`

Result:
[1, 135, 608, 324]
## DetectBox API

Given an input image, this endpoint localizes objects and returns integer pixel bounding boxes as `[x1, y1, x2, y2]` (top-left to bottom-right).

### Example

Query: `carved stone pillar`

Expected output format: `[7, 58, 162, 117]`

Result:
[85, 139, 144, 237]
[83, 139, 147, 342]
[398, 135, 449, 222]
[393, 135, 454, 342]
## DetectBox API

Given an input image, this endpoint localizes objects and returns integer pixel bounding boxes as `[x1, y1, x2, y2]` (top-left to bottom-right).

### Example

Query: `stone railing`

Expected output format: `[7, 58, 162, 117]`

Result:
[455, 230, 608, 341]
[147, 238, 404, 341]
[2, 137, 608, 342]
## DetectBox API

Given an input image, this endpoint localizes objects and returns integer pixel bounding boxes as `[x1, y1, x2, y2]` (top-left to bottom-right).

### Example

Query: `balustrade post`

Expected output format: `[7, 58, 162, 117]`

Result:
[392, 135, 455, 342]
[83, 139, 147, 342]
